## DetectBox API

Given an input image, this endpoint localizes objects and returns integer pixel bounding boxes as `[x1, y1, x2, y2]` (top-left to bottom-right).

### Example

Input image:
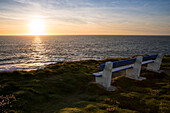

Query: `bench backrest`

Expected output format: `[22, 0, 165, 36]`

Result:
[143, 54, 157, 61]
[99, 54, 158, 71]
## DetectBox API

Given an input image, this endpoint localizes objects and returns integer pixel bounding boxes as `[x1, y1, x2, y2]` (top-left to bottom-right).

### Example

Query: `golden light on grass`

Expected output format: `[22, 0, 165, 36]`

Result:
[28, 17, 46, 35]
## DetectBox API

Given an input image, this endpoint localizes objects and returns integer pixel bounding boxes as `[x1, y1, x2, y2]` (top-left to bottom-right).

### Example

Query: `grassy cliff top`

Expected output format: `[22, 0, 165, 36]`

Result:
[0, 55, 170, 113]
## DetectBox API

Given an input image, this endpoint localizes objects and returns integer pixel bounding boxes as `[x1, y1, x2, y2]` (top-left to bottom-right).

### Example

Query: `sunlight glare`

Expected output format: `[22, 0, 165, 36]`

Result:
[28, 17, 46, 35]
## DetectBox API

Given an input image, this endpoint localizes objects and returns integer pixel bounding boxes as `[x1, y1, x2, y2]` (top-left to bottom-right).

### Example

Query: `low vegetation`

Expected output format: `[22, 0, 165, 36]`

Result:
[0, 55, 170, 113]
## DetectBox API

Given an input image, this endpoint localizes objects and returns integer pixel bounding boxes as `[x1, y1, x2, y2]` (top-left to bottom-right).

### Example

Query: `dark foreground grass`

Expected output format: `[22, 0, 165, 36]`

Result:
[0, 55, 170, 113]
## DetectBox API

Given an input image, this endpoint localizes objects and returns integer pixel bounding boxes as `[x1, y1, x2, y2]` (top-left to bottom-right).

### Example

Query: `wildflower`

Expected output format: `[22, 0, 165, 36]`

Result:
[107, 107, 115, 111]
[116, 101, 120, 105]
[115, 106, 118, 110]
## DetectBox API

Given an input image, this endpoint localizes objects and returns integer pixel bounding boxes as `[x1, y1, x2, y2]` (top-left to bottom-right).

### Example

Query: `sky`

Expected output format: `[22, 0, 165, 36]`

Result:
[0, 0, 170, 35]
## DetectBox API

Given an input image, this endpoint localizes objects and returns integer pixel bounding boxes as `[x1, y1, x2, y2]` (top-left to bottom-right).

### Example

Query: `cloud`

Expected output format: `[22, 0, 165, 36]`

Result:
[0, 0, 170, 35]
[13, 0, 26, 3]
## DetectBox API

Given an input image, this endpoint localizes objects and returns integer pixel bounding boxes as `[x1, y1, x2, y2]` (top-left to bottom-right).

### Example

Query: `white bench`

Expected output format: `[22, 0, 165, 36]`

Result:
[92, 53, 163, 91]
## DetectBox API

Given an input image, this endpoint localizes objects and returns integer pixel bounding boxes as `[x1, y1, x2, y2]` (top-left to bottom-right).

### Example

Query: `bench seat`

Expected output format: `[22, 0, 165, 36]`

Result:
[92, 60, 154, 77]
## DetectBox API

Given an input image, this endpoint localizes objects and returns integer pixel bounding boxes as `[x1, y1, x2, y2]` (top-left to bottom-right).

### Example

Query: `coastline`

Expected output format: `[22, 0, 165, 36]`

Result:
[0, 55, 170, 112]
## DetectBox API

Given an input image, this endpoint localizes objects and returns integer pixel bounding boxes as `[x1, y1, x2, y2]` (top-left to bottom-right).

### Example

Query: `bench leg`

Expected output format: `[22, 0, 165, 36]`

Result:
[95, 77, 103, 86]
[96, 61, 116, 91]
[126, 56, 146, 81]
[147, 53, 163, 73]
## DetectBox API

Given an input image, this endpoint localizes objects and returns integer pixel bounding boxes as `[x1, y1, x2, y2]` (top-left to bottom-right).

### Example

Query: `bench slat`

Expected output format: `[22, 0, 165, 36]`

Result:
[93, 60, 154, 77]
[99, 58, 136, 71]
[143, 55, 157, 61]
[113, 58, 136, 68]
[142, 60, 154, 65]
[93, 64, 133, 77]
[99, 55, 157, 71]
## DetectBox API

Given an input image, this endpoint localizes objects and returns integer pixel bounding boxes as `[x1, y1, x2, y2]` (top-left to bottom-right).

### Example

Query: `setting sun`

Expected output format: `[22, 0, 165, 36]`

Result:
[28, 17, 46, 35]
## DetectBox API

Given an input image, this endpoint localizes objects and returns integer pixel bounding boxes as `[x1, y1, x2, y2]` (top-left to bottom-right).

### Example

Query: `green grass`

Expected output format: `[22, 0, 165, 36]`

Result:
[0, 56, 170, 113]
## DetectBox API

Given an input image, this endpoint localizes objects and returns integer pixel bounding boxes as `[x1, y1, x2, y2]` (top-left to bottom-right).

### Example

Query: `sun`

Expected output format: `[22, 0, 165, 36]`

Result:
[28, 17, 46, 35]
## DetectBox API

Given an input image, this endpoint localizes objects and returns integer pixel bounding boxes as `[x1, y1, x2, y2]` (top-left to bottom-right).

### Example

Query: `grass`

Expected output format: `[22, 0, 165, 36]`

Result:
[0, 55, 170, 113]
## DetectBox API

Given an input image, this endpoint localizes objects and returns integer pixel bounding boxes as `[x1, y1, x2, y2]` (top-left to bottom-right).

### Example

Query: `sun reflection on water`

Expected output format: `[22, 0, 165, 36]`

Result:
[33, 36, 41, 44]
[28, 36, 48, 67]
[32, 36, 44, 53]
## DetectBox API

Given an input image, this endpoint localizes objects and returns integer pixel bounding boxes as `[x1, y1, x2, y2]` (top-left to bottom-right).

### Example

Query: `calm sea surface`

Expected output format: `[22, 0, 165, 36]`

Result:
[0, 35, 170, 71]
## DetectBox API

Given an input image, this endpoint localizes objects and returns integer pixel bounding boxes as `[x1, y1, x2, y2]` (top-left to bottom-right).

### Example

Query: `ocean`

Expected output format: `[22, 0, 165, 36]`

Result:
[0, 35, 170, 71]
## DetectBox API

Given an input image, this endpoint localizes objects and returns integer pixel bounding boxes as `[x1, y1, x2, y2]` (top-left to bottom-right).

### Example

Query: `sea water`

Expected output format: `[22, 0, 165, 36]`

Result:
[0, 35, 170, 71]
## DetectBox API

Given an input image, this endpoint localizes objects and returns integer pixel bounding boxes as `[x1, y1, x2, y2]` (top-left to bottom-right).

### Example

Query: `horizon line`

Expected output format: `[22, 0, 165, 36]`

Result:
[0, 34, 170, 36]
